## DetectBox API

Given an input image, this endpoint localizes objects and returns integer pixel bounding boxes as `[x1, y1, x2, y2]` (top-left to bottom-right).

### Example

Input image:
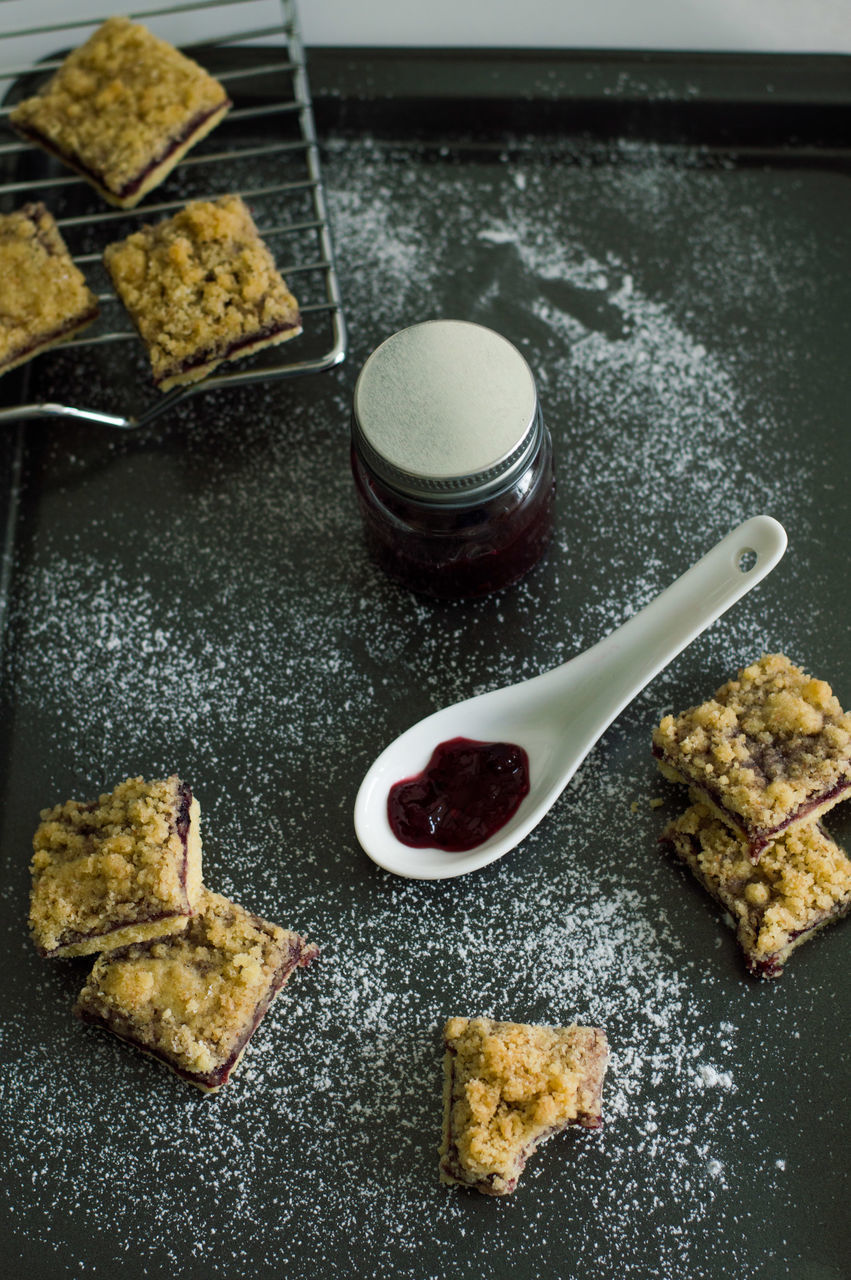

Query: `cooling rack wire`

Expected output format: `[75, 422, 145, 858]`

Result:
[0, 0, 347, 428]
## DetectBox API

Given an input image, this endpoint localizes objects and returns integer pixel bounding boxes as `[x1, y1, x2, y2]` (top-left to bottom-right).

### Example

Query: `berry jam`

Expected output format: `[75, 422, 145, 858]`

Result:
[351, 433, 554, 599]
[387, 736, 530, 852]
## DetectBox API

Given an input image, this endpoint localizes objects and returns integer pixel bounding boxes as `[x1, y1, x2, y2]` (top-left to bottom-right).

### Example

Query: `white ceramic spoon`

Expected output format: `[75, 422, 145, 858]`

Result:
[354, 515, 787, 880]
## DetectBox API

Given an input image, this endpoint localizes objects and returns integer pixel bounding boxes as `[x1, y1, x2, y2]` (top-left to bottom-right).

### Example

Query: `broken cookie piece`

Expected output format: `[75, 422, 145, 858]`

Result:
[30, 775, 202, 958]
[0, 202, 98, 377]
[439, 1016, 608, 1196]
[652, 654, 851, 858]
[10, 17, 230, 208]
[75, 889, 319, 1092]
[103, 194, 302, 390]
[660, 803, 851, 979]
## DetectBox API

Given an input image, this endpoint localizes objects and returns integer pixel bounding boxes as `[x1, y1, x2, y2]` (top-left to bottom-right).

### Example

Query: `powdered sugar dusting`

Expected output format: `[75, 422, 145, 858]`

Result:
[1, 129, 845, 1279]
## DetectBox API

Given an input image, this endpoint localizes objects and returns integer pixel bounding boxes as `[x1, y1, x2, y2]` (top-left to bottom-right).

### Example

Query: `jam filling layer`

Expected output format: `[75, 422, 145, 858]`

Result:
[3, 305, 99, 370]
[652, 743, 851, 855]
[48, 907, 189, 956]
[157, 317, 301, 385]
[15, 100, 229, 199]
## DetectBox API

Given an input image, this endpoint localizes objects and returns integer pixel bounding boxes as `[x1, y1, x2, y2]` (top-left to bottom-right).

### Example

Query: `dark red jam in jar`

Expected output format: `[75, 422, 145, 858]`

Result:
[351, 320, 555, 598]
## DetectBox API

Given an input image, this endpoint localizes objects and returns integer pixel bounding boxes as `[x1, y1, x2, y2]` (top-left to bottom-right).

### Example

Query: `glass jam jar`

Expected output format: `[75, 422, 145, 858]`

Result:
[351, 320, 555, 599]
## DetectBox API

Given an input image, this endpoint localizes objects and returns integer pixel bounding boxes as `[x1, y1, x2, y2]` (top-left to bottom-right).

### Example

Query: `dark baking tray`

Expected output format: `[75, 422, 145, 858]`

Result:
[1, 47, 849, 1280]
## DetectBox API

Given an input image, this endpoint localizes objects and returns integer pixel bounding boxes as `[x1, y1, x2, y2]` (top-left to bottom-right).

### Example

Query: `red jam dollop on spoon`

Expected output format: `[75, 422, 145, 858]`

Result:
[387, 736, 530, 852]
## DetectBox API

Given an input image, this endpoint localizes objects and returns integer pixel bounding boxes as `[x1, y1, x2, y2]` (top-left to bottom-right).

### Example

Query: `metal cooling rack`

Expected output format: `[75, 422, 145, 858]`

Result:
[0, 0, 346, 429]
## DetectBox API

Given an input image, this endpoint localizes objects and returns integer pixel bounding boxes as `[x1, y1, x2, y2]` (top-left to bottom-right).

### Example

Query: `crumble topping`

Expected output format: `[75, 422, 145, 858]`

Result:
[652, 654, 851, 849]
[0, 202, 98, 374]
[75, 888, 319, 1091]
[661, 803, 851, 978]
[30, 775, 202, 958]
[10, 17, 230, 206]
[439, 1016, 608, 1195]
[103, 194, 302, 390]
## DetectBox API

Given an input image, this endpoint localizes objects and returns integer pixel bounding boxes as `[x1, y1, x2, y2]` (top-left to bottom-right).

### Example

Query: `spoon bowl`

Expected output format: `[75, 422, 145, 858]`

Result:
[354, 515, 787, 879]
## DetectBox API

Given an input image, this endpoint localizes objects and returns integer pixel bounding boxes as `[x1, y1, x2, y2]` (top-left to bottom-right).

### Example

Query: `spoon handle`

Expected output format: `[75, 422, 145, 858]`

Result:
[550, 514, 787, 738]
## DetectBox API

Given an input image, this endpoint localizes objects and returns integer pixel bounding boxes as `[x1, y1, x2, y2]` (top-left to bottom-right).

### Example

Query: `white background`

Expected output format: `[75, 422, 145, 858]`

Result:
[300, 0, 851, 54]
[3, 0, 850, 55]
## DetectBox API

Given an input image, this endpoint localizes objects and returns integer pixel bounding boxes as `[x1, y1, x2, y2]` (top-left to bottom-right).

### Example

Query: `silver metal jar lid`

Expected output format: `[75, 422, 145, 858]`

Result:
[352, 320, 541, 503]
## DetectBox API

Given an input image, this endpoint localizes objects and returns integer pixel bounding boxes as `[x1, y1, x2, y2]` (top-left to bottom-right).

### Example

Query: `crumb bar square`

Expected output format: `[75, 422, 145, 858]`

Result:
[104, 195, 302, 391]
[660, 804, 851, 979]
[652, 654, 851, 858]
[439, 1016, 608, 1196]
[0, 202, 98, 377]
[30, 776, 202, 958]
[75, 889, 319, 1092]
[10, 17, 230, 208]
